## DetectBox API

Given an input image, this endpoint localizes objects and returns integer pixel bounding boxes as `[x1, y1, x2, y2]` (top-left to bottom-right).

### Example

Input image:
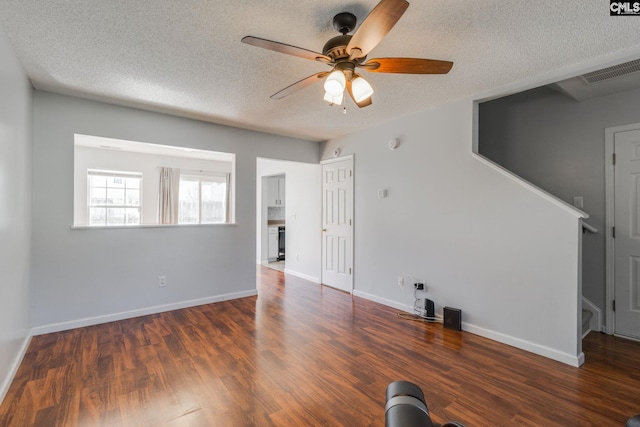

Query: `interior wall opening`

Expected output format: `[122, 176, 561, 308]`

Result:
[74, 134, 235, 227]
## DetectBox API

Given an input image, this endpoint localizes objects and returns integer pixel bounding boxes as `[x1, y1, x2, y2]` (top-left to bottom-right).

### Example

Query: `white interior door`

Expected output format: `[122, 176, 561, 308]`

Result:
[321, 157, 353, 293]
[614, 128, 640, 339]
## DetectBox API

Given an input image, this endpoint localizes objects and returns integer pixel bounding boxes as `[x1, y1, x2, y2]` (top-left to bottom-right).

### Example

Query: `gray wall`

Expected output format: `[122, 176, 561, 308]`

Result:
[32, 91, 320, 329]
[479, 86, 640, 315]
[322, 99, 584, 366]
[0, 31, 32, 399]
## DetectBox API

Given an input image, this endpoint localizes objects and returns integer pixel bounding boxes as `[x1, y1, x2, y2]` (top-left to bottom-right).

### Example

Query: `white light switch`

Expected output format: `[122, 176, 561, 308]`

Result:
[573, 196, 584, 209]
[377, 189, 387, 198]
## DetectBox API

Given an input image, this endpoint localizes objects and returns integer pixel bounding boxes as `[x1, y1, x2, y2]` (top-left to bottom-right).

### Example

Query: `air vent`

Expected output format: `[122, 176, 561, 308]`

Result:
[581, 59, 640, 84]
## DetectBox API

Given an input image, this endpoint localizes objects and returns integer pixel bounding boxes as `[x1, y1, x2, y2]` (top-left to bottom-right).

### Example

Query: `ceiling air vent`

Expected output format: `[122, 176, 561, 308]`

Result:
[581, 59, 640, 84]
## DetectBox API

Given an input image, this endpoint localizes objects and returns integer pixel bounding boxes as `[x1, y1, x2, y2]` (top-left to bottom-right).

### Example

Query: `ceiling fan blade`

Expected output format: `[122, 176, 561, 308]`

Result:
[362, 58, 453, 74]
[271, 72, 329, 99]
[346, 79, 373, 108]
[242, 36, 332, 63]
[346, 0, 409, 59]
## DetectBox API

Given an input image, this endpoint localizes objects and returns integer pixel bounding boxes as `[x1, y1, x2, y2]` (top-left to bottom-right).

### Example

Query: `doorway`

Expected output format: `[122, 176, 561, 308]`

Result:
[606, 123, 640, 340]
[264, 174, 286, 271]
[256, 158, 322, 282]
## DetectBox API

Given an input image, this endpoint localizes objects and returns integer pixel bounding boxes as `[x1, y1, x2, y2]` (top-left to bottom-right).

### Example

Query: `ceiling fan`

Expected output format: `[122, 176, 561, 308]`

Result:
[241, 0, 453, 108]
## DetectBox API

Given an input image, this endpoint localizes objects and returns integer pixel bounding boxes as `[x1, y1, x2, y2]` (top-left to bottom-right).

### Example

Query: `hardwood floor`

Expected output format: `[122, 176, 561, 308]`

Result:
[1, 266, 639, 426]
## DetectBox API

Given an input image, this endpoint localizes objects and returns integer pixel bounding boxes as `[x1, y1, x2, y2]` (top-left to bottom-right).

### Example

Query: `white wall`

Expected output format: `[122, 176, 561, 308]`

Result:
[0, 30, 32, 400]
[479, 85, 640, 316]
[31, 91, 320, 331]
[321, 99, 584, 366]
[256, 158, 321, 282]
[74, 145, 233, 225]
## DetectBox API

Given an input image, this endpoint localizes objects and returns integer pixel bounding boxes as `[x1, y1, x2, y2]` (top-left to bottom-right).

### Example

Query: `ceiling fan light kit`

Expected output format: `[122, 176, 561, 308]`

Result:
[241, 0, 453, 109]
[324, 70, 346, 96]
[323, 91, 344, 106]
[351, 75, 374, 102]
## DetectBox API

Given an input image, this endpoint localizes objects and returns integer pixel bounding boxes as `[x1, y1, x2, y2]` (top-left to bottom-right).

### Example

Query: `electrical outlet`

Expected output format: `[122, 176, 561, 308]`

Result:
[159, 276, 167, 287]
[397, 276, 404, 287]
[414, 283, 424, 291]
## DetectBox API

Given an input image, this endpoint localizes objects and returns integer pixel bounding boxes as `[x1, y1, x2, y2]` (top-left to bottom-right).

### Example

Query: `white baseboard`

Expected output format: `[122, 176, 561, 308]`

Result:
[353, 290, 411, 312]
[283, 268, 320, 283]
[581, 296, 602, 332]
[462, 322, 584, 367]
[31, 289, 258, 336]
[0, 332, 32, 405]
[353, 290, 583, 367]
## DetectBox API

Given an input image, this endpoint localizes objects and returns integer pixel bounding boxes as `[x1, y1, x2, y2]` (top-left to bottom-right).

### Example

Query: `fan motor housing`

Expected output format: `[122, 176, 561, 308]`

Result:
[322, 35, 352, 60]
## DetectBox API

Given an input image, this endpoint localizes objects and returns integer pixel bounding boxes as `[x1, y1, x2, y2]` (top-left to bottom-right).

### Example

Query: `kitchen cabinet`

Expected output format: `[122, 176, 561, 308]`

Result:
[268, 227, 279, 260]
[268, 176, 285, 207]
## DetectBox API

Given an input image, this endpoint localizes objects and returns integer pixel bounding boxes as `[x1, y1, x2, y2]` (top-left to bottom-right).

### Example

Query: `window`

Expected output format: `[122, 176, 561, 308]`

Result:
[88, 170, 141, 226]
[179, 174, 227, 224]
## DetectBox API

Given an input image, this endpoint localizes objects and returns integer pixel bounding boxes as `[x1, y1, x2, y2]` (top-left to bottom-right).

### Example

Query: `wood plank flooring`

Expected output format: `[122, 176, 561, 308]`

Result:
[1, 266, 639, 426]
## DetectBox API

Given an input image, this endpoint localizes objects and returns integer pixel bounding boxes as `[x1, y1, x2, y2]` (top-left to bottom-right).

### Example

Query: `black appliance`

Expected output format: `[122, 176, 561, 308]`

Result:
[277, 226, 285, 261]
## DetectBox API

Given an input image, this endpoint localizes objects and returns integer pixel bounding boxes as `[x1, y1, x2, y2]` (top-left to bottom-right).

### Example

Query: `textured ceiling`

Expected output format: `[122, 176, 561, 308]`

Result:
[1, 1, 640, 142]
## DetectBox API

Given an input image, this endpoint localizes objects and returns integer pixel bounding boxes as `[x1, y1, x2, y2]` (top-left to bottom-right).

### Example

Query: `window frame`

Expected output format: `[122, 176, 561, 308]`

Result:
[87, 169, 143, 227]
[178, 172, 228, 225]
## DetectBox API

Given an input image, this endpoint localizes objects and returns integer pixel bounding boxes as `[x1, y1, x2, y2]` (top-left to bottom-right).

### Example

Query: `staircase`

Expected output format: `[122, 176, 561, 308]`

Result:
[582, 309, 593, 338]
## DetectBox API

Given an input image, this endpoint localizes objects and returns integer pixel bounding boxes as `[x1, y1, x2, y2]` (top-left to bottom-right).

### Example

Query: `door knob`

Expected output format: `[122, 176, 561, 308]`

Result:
[322, 228, 327, 232]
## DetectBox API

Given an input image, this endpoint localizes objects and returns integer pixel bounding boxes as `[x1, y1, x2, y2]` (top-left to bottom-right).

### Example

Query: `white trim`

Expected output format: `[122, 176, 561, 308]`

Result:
[605, 126, 616, 335]
[283, 268, 320, 283]
[462, 322, 584, 367]
[0, 333, 32, 405]
[31, 289, 257, 336]
[320, 153, 354, 166]
[353, 290, 411, 312]
[354, 290, 583, 367]
[582, 296, 602, 333]
[320, 154, 355, 293]
[604, 122, 640, 335]
[471, 152, 587, 219]
[71, 222, 237, 230]
[614, 333, 640, 343]
[576, 221, 584, 358]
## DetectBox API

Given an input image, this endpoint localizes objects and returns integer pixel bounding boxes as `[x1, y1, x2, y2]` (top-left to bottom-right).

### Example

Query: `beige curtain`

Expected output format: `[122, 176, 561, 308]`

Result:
[158, 167, 180, 224]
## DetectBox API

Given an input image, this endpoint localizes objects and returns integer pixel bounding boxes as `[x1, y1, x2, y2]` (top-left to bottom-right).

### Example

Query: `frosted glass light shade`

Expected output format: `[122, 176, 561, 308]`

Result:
[323, 91, 344, 105]
[324, 70, 346, 96]
[351, 76, 374, 102]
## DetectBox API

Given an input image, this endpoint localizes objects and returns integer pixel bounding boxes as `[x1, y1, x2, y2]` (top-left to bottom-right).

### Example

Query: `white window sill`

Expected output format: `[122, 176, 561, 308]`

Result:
[71, 223, 237, 230]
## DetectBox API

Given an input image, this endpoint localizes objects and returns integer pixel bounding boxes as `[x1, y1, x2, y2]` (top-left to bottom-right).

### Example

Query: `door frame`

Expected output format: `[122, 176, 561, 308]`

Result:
[320, 154, 354, 292]
[604, 122, 640, 335]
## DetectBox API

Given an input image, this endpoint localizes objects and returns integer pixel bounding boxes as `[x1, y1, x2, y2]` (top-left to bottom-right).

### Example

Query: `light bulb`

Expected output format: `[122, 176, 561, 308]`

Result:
[324, 70, 346, 96]
[323, 91, 344, 105]
[351, 75, 374, 103]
